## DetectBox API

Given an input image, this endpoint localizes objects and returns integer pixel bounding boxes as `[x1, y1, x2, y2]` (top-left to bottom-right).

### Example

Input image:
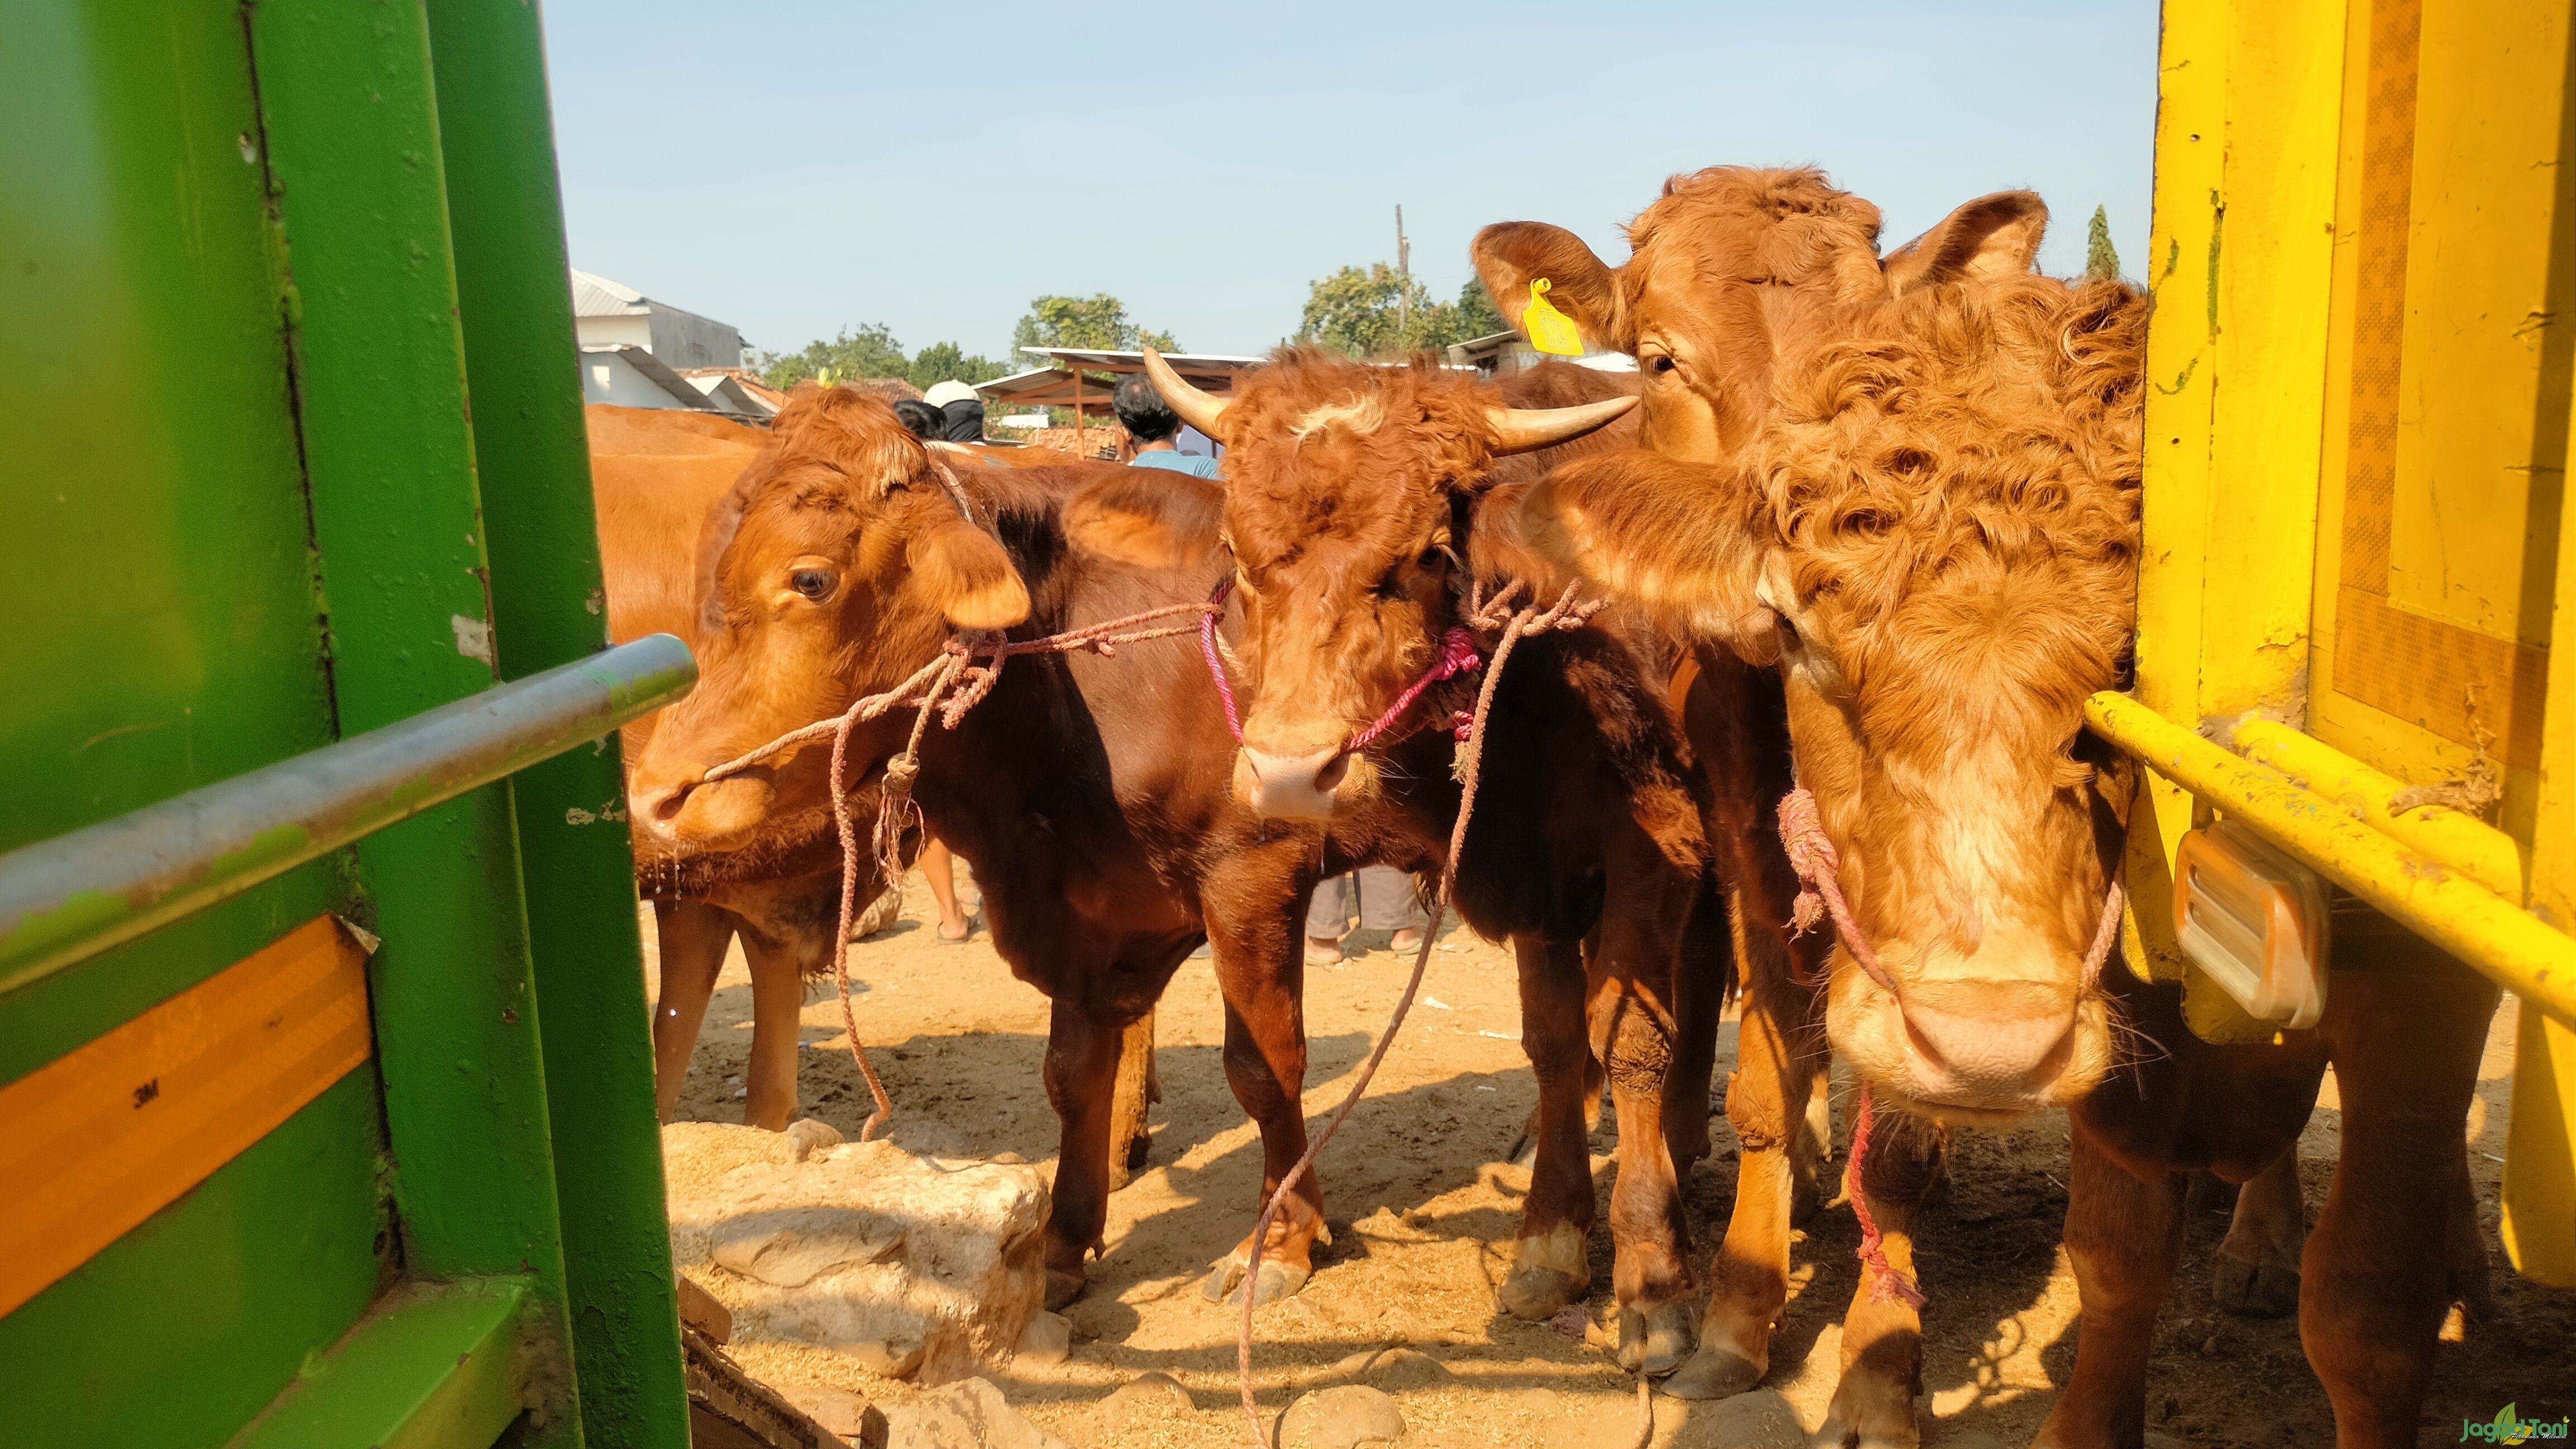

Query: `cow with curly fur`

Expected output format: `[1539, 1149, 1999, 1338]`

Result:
[1515, 182, 2494, 1448]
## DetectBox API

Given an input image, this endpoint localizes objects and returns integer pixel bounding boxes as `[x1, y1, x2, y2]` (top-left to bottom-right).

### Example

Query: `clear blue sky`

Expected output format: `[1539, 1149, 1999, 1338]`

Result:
[539, 1, 2159, 364]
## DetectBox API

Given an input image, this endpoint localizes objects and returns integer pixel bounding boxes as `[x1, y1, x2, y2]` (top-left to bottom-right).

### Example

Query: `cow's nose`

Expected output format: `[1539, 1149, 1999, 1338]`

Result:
[628, 780, 691, 841]
[1235, 746, 1349, 820]
[1896, 981, 2077, 1106]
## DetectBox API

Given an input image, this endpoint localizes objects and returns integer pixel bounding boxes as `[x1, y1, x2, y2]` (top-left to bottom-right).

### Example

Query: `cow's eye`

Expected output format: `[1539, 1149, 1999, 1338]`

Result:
[1649, 355, 1678, 375]
[790, 568, 836, 600]
[1419, 546, 1447, 570]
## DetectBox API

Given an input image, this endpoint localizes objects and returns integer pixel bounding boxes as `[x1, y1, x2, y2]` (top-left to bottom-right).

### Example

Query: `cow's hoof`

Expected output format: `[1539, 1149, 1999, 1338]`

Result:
[1200, 1254, 1308, 1306]
[1498, 1223, 1590, 1320]
[1812, 1370, 1919, 1448]
[1497, 1263, 1584, 1321]
[1044, 1265, 1087, 1311]
[1614, 1300, 1694, 1376]
[1659, 1341, 1764, 1400]
[2210, 1252, 2299, 1319]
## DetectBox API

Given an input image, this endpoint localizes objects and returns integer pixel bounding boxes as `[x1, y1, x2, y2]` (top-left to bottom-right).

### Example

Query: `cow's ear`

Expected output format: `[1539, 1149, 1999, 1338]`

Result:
[1519, 450, 1779, 660]
[906, 515, 1030, 629]
[1472, 222, 1633, 354]
[1882, 191, 2048, 297]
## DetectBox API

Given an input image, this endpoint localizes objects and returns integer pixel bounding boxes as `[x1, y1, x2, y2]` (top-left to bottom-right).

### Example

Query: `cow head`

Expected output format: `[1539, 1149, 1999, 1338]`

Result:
[1523, 275, 2147, 1123]
[1474, 167, 2046, 466]
[626, 385, 1030, 856]
[1142, 348, 1631, 820]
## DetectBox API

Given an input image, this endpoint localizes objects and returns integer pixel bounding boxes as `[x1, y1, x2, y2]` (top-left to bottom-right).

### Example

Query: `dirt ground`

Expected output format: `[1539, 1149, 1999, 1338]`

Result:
[644, 868, 2574, 1447]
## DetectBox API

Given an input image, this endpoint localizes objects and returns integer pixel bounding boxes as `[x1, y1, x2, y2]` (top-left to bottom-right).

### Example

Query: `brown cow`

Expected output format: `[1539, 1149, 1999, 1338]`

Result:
[588, 404, 874, 1129]
[1475, 169, 2324, 1428]
[621, 383, 1694, 1349]
[1138, 346, 1730, 1368]
[1520, 246, 2497, 1445]
[1476, 169, 2001, 1417]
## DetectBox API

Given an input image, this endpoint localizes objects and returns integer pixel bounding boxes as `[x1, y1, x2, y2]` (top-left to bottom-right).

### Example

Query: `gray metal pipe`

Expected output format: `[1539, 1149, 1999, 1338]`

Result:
[0, 633, 696, 996]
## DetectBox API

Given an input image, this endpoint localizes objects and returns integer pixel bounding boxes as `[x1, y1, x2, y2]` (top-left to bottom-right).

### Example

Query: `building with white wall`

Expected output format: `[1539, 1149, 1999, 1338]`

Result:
[571, 269, 746, 371]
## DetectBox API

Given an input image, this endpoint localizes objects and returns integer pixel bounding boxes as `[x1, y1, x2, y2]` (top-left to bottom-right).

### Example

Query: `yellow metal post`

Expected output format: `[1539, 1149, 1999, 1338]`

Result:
[2133, 0, 2576, 1283]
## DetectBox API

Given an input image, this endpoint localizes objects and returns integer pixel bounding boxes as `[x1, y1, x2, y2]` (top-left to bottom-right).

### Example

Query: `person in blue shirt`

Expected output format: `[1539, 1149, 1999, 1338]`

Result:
[1115, 373, 1221, 477]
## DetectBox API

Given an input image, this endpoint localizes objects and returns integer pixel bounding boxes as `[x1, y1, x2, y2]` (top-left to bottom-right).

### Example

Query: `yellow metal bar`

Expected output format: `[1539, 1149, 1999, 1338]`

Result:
[2506, 1009, 2576, 1286]
[2503, 312, 2576, 1286]
[2087, 690, 2576, 1025]
[2230, 719, 2525, 898]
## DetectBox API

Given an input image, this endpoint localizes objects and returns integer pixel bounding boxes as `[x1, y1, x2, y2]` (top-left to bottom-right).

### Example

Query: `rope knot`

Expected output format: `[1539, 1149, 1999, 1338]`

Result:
[1777, 785, 1835, 937]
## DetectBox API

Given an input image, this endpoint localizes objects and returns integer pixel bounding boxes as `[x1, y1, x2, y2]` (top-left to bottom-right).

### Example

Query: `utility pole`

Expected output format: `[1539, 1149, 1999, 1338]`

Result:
[1395, 204, 1412, 340]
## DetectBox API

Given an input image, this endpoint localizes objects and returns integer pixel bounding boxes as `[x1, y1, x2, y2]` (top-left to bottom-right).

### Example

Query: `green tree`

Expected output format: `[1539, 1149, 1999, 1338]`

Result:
[1010, 293, 1178, 356]
[2085, 206, 2122, 281]
[907, 340, 1008, 390]
[1297, 263, 1426, 358]
[1298, 267, 1507, 359]
[758, 322, 909, 390]
[1444, 277, 1507, 342]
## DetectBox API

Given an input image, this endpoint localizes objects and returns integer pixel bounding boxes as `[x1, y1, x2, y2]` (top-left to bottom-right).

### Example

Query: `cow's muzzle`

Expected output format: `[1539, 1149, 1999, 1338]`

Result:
[1234, 746, 1349, 821]
[628, 771, 775, 849]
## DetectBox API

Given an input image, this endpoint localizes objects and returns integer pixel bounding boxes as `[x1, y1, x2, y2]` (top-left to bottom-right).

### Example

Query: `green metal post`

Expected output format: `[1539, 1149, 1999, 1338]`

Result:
[425, 2, 692, 1441]
[0, 7, 385, 1444]
[249, 0, 582, 1437]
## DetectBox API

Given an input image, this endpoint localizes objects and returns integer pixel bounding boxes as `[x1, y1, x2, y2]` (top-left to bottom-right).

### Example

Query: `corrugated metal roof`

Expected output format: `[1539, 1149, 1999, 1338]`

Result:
[1016, 347, 1266, 369]
[570, 269, 650, 318]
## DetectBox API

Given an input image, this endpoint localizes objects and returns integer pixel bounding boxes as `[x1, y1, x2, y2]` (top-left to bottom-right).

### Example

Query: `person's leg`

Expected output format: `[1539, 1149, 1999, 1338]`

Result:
[921, 836, 971, 942]
[1304, 873, 1351, 965]
[1355, 865, 1427, 953]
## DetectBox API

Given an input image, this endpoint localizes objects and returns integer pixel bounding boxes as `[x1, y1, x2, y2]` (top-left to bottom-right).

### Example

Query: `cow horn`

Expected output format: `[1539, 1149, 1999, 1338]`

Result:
[1140, 348, 1230, 439]
[1485, 395, 1639, 455]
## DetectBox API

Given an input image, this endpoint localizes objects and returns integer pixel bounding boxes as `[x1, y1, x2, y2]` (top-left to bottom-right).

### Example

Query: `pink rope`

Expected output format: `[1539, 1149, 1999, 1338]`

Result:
[1196, 575, 1485, 752]
[1347, 628, 1483, 750]
[1845, 1082, 1926, 1308]
[1200, 576, 1245, 743]
[1777, 785, 1900, 995]
[1778, 781, 2129, 1314]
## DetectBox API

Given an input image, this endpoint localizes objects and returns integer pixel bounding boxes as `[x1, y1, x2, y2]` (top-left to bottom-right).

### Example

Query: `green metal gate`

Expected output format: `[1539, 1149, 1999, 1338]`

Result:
[2, 3, 694, 1444]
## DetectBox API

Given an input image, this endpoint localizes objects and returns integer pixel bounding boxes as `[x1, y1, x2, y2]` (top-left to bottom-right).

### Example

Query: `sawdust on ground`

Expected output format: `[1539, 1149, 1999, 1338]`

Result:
[643, 866, 2573, 1448]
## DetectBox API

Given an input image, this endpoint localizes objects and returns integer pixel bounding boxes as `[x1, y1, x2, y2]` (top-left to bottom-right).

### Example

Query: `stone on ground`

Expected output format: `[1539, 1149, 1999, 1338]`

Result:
[1277, 1384, 1406, 1449]
[1011, 1310, 1071, 1368]
[1092, 1370, 1194, 1436]
[664, 1122, 1049, 1384]
[775, 1383, 872, 1441]
[882, 1377, 1067, 1449]
[1331, 1344, 1454, 1391]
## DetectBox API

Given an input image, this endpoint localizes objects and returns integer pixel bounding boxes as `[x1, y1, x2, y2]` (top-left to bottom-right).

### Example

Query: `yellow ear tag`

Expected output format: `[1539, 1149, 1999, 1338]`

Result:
[1523, 278, 1585, 356]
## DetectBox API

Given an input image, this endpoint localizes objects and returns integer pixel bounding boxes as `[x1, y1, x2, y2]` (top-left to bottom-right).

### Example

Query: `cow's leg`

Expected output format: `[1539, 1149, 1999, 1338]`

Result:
[1498, 934, 1598, 1320]
[1200, 874, 1329, 1306]
[1040, 996, 1128, 1310]
[1815, 1105, 1942, 1449]
[740, 926, 808, 1130]
[1584, 897, 1696, 1377]
[2444, 1146, 2493, 1327]
[1105, 1009, 1158, 1191]
[2212, 1145, 2305, 1318]
[1662, 872, 1730, 1173]
[2302, 966, 2497, 1447]
[1664, 950, 1823, 1399]
[2034, 1119, 2186, 1449]
[649, 899, 735, 1123]
[1800, 1067, 1836, 1216]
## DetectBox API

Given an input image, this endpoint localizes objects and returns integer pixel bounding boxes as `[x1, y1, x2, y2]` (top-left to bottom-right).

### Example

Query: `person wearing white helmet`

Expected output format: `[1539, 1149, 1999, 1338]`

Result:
[922, 378, 985, 443]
